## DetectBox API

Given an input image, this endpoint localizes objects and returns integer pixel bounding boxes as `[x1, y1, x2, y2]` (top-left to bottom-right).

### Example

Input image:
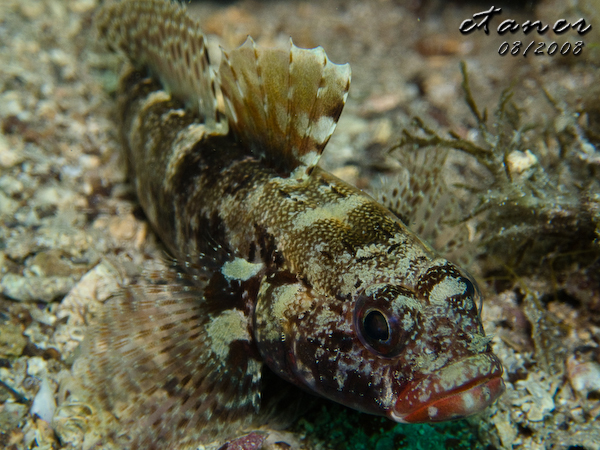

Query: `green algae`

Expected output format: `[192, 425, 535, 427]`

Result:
[296, 403, 484, 450]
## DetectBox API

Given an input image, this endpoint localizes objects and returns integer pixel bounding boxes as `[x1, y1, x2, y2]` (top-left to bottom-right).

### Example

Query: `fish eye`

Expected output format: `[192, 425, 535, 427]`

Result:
[458, 275, 483, 316]
[354, 285, 416, 358]
[461, 277, 475, 298]
[363, 309, 390, 342]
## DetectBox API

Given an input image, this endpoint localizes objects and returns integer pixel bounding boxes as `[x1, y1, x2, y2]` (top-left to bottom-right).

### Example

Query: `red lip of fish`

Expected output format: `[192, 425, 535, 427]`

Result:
[391, 353, 505, 423]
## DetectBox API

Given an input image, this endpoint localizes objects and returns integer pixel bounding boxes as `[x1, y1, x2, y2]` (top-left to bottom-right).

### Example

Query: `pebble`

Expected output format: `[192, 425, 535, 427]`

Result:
[4, 230, 38, 261]
[0, 322, 27, 356]
[36, 100, 58, 121]
[336, 114, 369, 138]
[331, 165, 360, 187]
[0, 174, 25, 196]
[567, 356, 600, 397]
[0, 252, 6, 275]
[1, 273, 76, 302]
[0, 191, 19, 218]
[69, 0, 97, 13]
[32, 186, 77, 210]
[0, 91, 24, 117]
[0, 133, 26, 168]
[26, 357, 48, 378]
[51, 323, 86, 358]
[27, 250, 77, 278]
[415, 35, 473, 57]
[108, 213, 139, 241]
[32, 217, 95, 257]
[28, 306, 57, 327]
[56, 260, 121, 326]
[52, 401, 92, 448]
[494, 410, 518, 448]
[0, 402, 29, 434]
[361, 92, 405, 115]
[23, 322, 51, 350]
[373, 118, 392, 144]
[220, 431, 266, 450]
[506, 149, 539, 179]
[23, 416, 59, 449]
[515, 373, 557, 422]
[423, 73, 457, 109]
[18, 0, 45, 20]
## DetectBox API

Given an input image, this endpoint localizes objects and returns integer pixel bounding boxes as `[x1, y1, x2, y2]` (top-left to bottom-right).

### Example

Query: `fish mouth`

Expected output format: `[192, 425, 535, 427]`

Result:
[390, 353, 505, 423]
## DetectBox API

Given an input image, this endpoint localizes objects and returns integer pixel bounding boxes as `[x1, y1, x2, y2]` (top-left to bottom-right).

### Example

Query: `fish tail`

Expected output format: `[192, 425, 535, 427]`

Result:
[96, 0, 220, 128]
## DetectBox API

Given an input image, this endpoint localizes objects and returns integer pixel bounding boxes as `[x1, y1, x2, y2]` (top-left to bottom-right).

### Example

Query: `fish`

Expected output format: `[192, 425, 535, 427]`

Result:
[74, 0, 505, 448]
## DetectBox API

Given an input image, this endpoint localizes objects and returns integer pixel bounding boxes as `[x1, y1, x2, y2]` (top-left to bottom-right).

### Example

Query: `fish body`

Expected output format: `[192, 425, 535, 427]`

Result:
[78, 1, 504, 447]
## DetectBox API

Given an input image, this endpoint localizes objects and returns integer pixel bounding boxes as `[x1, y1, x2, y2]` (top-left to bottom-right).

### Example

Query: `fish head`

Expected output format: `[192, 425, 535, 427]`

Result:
[352, 261, 505, 423]
[254, 259, 504, 422]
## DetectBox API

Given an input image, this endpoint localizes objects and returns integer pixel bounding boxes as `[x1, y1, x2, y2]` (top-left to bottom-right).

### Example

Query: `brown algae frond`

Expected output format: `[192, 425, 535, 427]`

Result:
[393, 62, 600, 274]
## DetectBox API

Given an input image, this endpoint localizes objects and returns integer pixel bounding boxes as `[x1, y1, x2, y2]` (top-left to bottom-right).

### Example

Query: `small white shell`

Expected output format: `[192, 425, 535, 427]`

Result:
[506, 149, 538, 178]
[567, 355, 600, 397]
[30, 377, 56, 423]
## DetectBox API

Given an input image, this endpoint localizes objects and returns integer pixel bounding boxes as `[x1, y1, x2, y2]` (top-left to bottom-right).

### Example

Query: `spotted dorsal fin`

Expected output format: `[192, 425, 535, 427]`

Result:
[96, 0, 222, 130]
[219, 38, 351, 178]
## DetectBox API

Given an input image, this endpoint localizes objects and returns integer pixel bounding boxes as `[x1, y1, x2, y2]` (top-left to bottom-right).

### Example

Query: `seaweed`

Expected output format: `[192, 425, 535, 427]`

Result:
[392, 62, 600, 276]
[294, 402, 484, 450]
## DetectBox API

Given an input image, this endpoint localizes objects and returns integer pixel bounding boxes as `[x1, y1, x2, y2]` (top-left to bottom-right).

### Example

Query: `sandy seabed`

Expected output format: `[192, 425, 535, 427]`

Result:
[1, 0, 599, 449]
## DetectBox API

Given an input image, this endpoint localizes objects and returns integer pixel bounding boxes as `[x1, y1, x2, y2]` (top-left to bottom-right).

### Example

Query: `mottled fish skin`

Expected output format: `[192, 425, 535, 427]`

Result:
[77, 0, 504, 448]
